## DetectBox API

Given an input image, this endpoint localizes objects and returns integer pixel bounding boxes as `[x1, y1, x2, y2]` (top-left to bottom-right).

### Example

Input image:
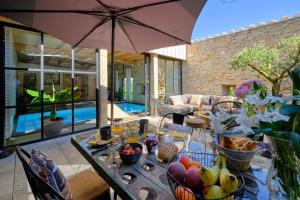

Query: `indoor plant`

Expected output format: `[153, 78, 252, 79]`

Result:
[26, 83, 80, 137]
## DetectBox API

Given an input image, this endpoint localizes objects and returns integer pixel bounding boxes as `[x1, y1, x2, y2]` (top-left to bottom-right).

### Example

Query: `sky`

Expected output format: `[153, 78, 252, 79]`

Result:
[192, 0, 300, 40]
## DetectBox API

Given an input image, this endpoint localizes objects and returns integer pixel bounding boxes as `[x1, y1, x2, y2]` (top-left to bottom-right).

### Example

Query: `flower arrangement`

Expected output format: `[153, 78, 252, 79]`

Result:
[210, 68, 300, 199]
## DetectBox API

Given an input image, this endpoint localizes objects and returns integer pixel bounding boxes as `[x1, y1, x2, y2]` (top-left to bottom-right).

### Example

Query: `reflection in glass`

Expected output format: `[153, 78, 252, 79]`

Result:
[4, 27, 41, 69]
[5, 70, 41, 107]
[74, 74, 96, 101]
[75, 48, 96, 71]
[44, 34, 72, 70]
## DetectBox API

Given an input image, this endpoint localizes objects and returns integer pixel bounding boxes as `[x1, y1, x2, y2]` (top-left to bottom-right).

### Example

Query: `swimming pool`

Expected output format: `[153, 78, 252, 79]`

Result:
[116, 102, 145, 113]
[16, 106, 96, 133]
[16, 103, 145, 133]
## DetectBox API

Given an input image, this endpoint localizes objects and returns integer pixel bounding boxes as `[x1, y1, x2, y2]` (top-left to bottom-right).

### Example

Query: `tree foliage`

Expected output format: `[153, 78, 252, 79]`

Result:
[231, 35, 300, 95]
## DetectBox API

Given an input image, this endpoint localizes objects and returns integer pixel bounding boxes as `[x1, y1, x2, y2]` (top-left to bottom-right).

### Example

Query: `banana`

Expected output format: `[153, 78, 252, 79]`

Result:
[199, 155, 221, 186]
[219, 153, 238, 193]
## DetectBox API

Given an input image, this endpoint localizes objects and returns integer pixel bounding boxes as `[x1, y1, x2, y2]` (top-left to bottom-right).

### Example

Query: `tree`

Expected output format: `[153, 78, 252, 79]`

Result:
[231, 35, 300, 95]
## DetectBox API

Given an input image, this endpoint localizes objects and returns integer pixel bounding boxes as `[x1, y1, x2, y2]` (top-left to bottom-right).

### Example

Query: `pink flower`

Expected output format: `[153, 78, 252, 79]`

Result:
[234, 80, 263, 98]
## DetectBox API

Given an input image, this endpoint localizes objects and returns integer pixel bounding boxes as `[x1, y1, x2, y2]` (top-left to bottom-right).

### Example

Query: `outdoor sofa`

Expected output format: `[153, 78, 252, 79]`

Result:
[166, 94, 239, 113]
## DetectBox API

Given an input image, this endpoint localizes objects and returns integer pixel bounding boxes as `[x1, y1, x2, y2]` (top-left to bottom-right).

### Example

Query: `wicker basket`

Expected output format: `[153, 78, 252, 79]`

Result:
[167, 152, 245, 200]
[213, 135, 258, 171]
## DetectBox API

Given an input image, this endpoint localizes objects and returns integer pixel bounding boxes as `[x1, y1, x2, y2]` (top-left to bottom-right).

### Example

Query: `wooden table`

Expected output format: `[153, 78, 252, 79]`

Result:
[71, 131, 271, 200]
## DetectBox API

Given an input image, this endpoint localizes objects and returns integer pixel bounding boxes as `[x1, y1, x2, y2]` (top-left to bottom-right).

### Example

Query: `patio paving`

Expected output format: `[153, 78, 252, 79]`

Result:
[0, 116, 211, 200]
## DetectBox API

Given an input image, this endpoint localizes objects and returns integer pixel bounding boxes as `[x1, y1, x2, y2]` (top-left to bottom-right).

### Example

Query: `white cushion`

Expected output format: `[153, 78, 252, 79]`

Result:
[170, 96, 184, 106]
[190, 95, 202, 106]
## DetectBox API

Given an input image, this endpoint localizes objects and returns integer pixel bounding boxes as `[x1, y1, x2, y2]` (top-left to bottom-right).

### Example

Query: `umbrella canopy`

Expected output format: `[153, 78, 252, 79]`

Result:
[0, 0, 207, 124]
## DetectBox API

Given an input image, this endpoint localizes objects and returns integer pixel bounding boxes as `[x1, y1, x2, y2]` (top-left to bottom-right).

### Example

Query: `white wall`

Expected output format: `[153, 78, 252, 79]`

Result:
[150, 45, 186, 60]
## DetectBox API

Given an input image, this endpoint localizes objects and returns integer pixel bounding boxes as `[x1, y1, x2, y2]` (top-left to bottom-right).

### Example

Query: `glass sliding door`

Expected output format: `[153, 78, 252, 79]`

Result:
[158, 57, 182, 102]
[3, 27, 42, 146]
[2, 24, 98, 146]
[43, 35, 73, 138]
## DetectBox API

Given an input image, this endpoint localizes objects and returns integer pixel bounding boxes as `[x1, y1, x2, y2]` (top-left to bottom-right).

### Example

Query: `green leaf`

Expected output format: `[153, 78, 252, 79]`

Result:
[290, 132, 300, 159]
[292, 113, 300, 133]
[264, 130, 290, 140]
[25, 89, 40, 97]
[291, 68, 300, 97]
[280, 104, 300, 115]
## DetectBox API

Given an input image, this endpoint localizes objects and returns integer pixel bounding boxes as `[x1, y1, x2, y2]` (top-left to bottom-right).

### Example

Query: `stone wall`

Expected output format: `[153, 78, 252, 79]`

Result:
[182, 15, 300, 96]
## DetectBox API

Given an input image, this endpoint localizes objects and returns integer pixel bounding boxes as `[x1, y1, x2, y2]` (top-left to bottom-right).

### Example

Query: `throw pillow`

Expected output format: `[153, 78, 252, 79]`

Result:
[189, 95, 202, 106]
[210, 96, 220, 105]
[201, 96, 211, 105]
[170, 96, 184, 106]
[29, 149, 73, 200]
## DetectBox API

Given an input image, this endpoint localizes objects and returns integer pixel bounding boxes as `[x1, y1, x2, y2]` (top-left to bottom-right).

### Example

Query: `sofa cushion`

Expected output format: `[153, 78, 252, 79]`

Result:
[190, 95, 202, 106]
[183, 94, 192, 104]
[201, 96, 211, 105]
[170, 96, 184, 106]
[29, 149, 72, 200]
[210, 96, 220, 106]
[184, 104, 200, 112]
[202, 105, 213, 112]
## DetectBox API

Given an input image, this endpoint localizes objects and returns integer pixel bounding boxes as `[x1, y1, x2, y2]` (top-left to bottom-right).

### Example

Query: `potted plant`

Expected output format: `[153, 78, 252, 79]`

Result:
[26, 83, 80, 137]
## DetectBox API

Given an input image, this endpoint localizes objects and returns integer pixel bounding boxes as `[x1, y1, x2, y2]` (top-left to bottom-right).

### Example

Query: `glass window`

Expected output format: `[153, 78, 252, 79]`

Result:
[44, 72, 72, 103]
[165, 60, 174, 99]
[44, 34, 72, 70]
[43, 103, 72, 138]
[4, 106, 41, 146]
[158, 58, 182, 102]
[5, 70, 41, 107]
[3, 26, 98, 146]
[4, 27, 41, 69]
[75, 48, 96, 72]
[74, 74, 96, 102]
[74, 102, 96, 132]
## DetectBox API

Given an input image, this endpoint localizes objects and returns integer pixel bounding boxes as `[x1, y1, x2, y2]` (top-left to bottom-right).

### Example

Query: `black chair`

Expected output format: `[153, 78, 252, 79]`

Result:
[211, 101, 242, 116]
[158, 112, 190, 129]
[16, 146, 65, 200]
[16, 146, 111, 200]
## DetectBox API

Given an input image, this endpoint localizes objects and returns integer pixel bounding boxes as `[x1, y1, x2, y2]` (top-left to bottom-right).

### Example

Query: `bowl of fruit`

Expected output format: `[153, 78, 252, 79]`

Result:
[119, 143, 143, 164]
[167, 152, 244, 200]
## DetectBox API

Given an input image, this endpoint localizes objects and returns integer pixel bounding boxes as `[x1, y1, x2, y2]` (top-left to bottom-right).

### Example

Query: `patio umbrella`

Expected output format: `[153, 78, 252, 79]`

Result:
[0, 0, 207, 125]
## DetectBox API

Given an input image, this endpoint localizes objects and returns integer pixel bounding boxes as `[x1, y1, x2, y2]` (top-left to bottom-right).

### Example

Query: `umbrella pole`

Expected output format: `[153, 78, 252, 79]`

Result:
[110, 16, 116, 126]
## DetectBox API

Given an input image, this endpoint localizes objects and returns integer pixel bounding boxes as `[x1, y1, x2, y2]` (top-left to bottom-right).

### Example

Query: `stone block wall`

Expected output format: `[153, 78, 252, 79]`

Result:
[182, 15, 300, 96]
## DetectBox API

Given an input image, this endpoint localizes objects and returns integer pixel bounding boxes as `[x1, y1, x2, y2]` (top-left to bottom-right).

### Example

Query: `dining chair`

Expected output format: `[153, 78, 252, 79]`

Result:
[16, 146, 111, 200]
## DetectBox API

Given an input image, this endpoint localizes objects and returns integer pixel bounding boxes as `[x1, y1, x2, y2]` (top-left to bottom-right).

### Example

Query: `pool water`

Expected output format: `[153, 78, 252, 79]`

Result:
[16, 103, 145, 133]
[116, 102, 145, 113]
[16, 106, 96, 133]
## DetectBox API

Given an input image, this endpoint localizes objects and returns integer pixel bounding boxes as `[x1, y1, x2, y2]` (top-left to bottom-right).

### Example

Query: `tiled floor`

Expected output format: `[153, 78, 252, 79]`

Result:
[0, 116, 212, 200]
